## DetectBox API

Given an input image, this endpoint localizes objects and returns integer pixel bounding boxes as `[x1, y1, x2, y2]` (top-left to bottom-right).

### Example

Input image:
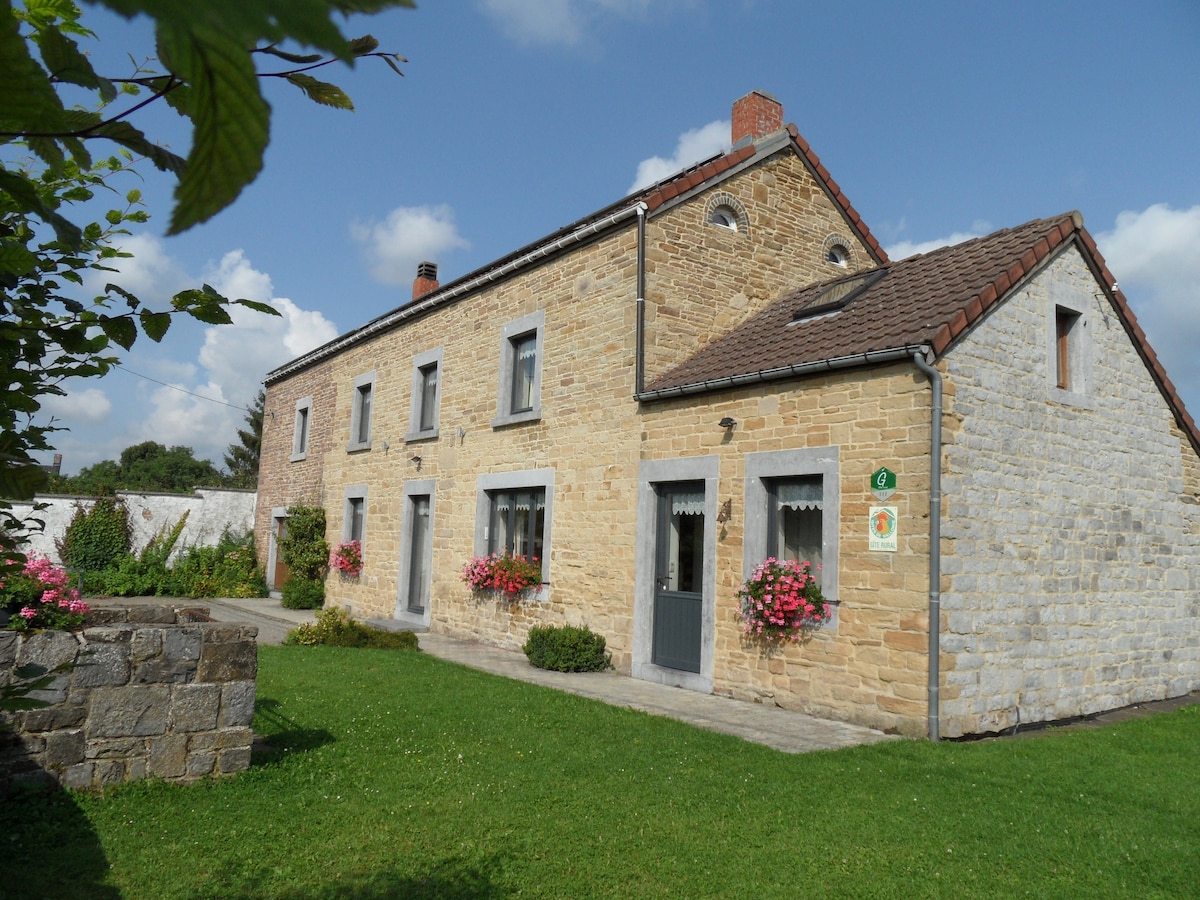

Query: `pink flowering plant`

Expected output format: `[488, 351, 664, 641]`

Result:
[461, 553, 542, 597]
[737, 557, 828, 642]
[1, 554, 90, 632]
[330, 540, 363, 577]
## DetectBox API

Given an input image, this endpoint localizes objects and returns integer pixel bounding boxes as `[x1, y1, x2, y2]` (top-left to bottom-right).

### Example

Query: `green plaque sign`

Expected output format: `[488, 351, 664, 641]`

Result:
[871, 466, 896, 501]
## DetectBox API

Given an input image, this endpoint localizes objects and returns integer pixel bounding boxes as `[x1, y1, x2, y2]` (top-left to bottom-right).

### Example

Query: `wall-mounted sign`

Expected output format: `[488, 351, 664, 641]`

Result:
[870, 466, 896, 501]
[869, 506, 898, 551]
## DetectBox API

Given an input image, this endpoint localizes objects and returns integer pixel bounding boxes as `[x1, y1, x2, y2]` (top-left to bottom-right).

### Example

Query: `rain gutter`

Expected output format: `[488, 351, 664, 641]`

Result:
[633, 346, 925, 402]
[266, 202, 650, 385]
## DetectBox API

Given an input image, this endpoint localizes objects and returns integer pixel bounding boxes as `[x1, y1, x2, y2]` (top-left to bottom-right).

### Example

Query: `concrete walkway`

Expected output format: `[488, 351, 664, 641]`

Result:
[92, 596, 900, 754]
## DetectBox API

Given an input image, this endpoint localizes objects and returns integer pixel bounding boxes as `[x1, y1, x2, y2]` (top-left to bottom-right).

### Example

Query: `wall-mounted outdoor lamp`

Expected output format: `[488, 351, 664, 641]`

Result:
[718, 416, 736, 429]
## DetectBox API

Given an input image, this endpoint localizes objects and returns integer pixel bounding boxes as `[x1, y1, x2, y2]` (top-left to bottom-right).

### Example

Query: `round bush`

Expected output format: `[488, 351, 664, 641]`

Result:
[281, 576, 325, 609]
[523, 625, 612, 672]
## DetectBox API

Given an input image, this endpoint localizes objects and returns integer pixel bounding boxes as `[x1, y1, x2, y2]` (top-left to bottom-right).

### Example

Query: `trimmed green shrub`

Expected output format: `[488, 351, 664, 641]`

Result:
[523, 625, 613, 672]
[281, 576, 325, 609]
[56, 495, 132, 573]
[286, 607, 419, 650]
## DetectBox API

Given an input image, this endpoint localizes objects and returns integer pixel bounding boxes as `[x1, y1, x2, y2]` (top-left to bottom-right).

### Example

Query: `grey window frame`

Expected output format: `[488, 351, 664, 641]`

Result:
[405, 347, 443, 443]
[493, 310, 544, 427]
[346, 370, 375, 452]
[744, 447, 839, 609]
[474, 468, 554, 590]
[290, 395, 313, 462]
[343, 484, 369, 547]
[1048, 299, 1091, 405]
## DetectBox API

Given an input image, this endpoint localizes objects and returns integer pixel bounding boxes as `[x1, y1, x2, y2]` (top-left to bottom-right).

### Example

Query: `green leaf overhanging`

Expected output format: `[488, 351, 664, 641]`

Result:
[285, 72, 353, 110]
[157, 20, 270, 234]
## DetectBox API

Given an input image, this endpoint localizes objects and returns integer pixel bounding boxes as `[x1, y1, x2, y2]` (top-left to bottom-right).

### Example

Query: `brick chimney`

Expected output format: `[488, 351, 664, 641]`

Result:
[412, 261, 439, 300]
[731, 91, 783, 146]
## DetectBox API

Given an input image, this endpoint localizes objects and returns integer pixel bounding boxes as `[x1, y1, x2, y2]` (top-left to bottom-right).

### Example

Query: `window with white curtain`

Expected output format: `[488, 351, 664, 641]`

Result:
[488, 487, 546, 577]
[744, 448, 839, 603]
[768, 475, 823, 578]
[493, 311, 544, 427]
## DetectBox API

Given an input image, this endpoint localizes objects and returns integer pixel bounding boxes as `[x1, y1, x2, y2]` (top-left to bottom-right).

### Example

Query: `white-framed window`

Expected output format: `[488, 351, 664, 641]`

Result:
[405, 347, 443, 442]
[474, 468, 554, 585]
[493, 311, 544, 427]
[346, 370, 375, 452]
[290, 396, 313, 462]
[1047, 299, 1092, 405]
[343, 484, 368, 546]
[744, 447, 839, 604]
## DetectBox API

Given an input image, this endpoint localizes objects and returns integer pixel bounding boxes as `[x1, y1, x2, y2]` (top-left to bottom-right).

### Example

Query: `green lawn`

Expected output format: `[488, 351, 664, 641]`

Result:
[6, 645, 1199, 898]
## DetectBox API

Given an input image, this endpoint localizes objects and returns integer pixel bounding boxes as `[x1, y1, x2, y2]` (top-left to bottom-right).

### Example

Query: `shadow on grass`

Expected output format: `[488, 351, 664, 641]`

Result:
[0, 780, 120, 899]
[251, 697, 336, 766]
[214, 855, 511, 899]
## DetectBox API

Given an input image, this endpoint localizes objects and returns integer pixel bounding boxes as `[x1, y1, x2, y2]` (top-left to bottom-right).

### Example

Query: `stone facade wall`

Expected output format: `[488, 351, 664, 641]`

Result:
[0, 607, 257, 792]
[638, 364, 935, 736]
[641, 151, 876, 385]
[13, 488, 257, 566]
[255, 358, 337, 587]
[938, 246, 1200, 737]
[254, 149, 874, 661]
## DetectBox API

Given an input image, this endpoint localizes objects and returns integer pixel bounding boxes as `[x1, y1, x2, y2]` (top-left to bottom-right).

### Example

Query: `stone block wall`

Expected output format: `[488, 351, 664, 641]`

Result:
[0, 607, 257, 792]
[939, 246, 1200, 736]
[641, 151, 878, 385]
[255, 148, 877, 629]
[638, 363, 935, 736]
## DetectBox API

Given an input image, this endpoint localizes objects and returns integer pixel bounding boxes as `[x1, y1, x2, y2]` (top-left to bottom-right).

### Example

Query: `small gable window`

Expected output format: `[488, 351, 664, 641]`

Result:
[710, 206, 739, 231]
[1046, 301, 1091, 405]
[822, 233, 855, 270]
[704, 193, 748, 236]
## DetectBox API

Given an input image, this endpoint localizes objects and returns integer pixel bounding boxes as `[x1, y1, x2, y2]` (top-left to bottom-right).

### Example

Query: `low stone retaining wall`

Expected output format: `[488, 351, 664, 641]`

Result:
[0, 606, 257, 792]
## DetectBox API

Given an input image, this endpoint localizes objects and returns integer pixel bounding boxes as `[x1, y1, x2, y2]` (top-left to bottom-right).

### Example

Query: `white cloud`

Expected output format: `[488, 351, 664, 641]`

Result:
[48, 248, 340, 473]
[41, 388, 112, 425]
[884, 224, 991, 261]
[83, 232, 191, 305]
[350, 205, 470, 287]
[1094, 203, 1200, 417]
[480, 0, 652, 47]
[628, 120, 730, 194]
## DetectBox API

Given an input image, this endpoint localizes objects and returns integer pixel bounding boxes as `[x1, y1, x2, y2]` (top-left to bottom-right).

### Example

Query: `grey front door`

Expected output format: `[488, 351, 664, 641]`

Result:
[652, 482, 705, 673]
[406, 495, 431, 613]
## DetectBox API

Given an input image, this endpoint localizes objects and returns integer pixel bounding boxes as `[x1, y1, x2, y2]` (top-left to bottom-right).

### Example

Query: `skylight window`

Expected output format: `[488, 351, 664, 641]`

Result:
[792, 270, 886, 322]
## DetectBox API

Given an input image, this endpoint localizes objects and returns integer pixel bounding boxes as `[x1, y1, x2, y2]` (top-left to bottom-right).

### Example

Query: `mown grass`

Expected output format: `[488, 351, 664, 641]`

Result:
[5, 645, 1199, 898]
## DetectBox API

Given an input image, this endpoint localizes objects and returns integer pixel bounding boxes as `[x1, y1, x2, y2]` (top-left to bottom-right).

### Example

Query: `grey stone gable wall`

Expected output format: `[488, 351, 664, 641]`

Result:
[938, 245, 1200, 737]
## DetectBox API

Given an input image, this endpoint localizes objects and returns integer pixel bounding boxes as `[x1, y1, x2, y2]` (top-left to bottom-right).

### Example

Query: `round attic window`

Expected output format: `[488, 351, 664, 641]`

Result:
[826, 243, 849, 267]
[710, 206, 739, 231]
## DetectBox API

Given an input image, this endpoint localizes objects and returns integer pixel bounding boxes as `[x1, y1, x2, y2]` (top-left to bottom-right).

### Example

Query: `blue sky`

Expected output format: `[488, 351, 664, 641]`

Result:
[32, 0, 1200, 473]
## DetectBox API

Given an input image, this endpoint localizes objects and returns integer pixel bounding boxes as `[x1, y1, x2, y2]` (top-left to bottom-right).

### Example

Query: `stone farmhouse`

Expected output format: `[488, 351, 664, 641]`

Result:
[256, 91, 1200, 738]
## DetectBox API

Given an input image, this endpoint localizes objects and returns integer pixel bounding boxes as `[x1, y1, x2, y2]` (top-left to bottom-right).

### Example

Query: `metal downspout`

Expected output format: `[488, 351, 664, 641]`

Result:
[635, 205, 647, 395]
[912, 348, 943, 741]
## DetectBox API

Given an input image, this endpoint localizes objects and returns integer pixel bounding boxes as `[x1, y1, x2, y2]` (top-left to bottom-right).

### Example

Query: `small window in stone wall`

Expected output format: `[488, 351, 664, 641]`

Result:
[1047, 301, 1091, 402]
[822, 233, 856, 270]
[704, 193, 749, 236]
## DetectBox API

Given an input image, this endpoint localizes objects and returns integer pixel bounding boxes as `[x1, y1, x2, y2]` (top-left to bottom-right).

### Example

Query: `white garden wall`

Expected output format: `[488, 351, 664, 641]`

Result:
[10, 489, 257, 565]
